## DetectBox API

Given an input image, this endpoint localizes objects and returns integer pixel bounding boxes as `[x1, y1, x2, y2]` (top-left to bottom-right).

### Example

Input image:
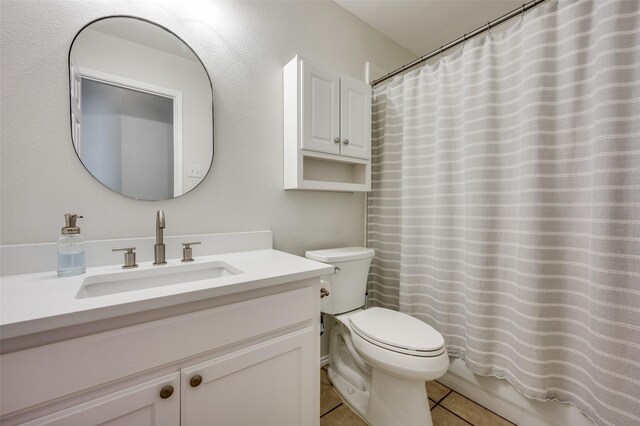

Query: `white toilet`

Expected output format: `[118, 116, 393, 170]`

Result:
[306, 247, 449, 426]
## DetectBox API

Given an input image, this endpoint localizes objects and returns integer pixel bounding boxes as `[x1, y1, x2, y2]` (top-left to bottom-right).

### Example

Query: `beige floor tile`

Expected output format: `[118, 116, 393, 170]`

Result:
[426, 381, 451, 402]
[320, 404, 368, 426]
[440, 392, 514, 426]
[431, 406, 471, 426]
[429, 399, 436, 409]
[321, 368, 343, 416]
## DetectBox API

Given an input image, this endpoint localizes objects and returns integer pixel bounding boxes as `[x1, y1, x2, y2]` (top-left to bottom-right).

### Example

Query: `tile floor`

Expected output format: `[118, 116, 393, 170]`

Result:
[320, 367, 515, 426]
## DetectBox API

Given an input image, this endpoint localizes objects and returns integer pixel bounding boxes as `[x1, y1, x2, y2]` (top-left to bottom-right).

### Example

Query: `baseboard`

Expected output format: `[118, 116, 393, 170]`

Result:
[438, 358, 594, 426]
[320, 354, 330, 368]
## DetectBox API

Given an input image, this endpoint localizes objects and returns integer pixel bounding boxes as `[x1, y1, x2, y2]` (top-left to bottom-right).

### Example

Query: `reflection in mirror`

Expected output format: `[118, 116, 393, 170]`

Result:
[69, 16, 213, 200]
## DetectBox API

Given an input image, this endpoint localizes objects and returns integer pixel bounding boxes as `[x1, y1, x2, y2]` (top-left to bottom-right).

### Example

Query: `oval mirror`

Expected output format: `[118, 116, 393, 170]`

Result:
[69, 16, 213, 200]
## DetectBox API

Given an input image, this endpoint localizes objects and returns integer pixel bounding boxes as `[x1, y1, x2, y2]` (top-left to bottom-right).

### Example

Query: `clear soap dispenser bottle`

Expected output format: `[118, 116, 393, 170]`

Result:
[57, 213, 86, 277]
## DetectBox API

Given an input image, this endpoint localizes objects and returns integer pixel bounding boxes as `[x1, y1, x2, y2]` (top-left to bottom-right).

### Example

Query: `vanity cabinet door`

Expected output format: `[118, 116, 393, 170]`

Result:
[182, 327, 316, 426]
[21, 373, 180, 426]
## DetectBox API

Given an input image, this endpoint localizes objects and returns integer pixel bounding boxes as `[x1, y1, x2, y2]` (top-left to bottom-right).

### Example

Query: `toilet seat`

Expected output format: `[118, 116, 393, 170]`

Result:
[349, 308, 445, 357]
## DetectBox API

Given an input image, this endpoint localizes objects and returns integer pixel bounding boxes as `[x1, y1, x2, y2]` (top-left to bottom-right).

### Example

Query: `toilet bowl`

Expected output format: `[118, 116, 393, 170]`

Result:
[306, 247, 449, 426]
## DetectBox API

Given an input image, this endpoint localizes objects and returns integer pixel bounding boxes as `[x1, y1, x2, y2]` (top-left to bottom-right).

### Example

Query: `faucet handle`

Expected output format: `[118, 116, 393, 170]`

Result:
[181, 242, 201, 262]
[112, 247, 138, 269]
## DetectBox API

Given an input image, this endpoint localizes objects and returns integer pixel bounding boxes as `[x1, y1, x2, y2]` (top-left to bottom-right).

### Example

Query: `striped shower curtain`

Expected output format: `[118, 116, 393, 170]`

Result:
[367, 1, 640, 425]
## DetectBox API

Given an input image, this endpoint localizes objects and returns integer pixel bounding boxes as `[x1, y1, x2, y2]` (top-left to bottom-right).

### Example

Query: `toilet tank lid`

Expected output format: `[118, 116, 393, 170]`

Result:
[305, 247, 375, 263]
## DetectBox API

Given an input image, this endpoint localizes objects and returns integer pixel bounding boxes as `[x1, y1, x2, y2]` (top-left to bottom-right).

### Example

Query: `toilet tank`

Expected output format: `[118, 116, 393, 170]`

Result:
[305, 247, 375, 315]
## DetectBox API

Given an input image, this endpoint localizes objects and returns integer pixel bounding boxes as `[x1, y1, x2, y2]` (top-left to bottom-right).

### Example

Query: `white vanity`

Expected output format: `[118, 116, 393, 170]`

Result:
[0, 231, 332, 425]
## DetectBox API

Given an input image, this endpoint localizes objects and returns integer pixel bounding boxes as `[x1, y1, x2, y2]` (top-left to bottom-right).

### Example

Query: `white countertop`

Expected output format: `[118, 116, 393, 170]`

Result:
[0, 249, 333, 339]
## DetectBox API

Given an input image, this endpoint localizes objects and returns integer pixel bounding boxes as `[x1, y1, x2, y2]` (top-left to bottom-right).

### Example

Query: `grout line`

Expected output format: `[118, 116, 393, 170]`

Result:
[447, 391, 516, 425]
[320, 402, 343, 418]
[481, 404, 516, 425]
[429, 394, 444, 411]
[439, 404, 475, 426]
[438, 389, 453, 403]
[431, 398, 440, 411]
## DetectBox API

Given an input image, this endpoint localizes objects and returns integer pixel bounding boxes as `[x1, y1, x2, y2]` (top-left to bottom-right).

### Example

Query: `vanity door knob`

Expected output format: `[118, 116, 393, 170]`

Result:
[159, 385, 174, 399]
[334, 137, 340, 144]
[320, 288, 330, 298]
[190, 375, 203, 388]
[343, 139, 350, 145]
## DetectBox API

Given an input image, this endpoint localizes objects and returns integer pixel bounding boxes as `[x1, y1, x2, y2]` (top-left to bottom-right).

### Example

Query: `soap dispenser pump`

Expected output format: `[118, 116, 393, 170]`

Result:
[57, 213, 86, 277]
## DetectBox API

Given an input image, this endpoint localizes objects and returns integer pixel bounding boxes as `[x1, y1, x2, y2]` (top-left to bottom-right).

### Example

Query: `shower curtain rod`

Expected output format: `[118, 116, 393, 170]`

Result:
[371, 0, 549, 86]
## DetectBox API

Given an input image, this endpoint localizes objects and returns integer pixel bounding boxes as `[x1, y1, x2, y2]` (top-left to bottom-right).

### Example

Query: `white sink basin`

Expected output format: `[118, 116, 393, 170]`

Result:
[76, 261, 242, 298]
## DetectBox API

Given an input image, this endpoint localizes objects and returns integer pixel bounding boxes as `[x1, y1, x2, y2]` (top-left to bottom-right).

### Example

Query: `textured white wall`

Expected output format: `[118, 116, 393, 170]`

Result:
[0, 0, 414, 253]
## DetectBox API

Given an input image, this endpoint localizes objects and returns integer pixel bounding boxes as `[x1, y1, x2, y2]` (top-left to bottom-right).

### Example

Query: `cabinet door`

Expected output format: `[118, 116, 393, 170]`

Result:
[182, 327, 316, 426]
[301, 59, 340, 155]
[340, 75, 371, 160]
[21, 373, 180, 426]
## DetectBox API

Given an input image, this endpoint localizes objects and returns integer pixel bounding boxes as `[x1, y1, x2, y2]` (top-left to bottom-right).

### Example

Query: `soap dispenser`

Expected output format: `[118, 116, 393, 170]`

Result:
[57, 214, 86, 277]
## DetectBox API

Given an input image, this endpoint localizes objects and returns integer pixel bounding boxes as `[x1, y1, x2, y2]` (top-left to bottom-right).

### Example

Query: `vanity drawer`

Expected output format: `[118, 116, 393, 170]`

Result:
[0, 284, 315, 417]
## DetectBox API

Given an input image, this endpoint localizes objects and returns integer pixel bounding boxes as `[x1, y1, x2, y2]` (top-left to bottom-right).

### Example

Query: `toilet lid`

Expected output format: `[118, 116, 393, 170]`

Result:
[349, 308, 445, 354]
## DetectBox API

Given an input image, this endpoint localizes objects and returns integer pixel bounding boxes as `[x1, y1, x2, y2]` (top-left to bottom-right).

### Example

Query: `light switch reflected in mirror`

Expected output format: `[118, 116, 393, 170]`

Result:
[69, 16, 213, 200]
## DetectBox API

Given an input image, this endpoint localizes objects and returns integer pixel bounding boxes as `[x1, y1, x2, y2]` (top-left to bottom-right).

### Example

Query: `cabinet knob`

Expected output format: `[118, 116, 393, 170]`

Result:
[343, 139, 350, 145]
[190, 375, 203, 388]
[334, 137, 340, 144]
[320, 288, 330, 298]
[159, 385, 174, 399]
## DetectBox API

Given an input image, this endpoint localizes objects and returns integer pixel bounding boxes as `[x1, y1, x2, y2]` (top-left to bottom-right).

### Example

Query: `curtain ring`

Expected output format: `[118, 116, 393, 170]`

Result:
[486, 22, 492, 37]
[521, 4, 526, 22]
[462, 33, 467, 48]
[439, 46, 444, 59]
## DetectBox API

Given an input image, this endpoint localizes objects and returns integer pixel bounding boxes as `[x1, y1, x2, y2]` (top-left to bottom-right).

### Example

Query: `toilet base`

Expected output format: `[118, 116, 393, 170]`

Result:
[327, 366, 370, 421]
[329, 365, 433, 426]
[367, 368, 432, 426]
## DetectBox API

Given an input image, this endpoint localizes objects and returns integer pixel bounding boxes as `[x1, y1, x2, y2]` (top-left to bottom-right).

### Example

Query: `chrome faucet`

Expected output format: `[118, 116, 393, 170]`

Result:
[154, 210, 167, 265]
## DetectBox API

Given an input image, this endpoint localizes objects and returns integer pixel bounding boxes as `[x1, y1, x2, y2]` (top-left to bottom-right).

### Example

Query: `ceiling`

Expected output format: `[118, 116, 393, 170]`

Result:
[90, 18, 198, 62]
[335, 0, 523, 58]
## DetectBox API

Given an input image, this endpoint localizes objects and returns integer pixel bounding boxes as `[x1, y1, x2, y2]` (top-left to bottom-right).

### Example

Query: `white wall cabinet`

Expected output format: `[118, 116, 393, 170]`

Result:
[300, 59, 340, 156]
[1, 281, 320, 426]
[284, 55, 371, 192]
[339, 74, 371, 160]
